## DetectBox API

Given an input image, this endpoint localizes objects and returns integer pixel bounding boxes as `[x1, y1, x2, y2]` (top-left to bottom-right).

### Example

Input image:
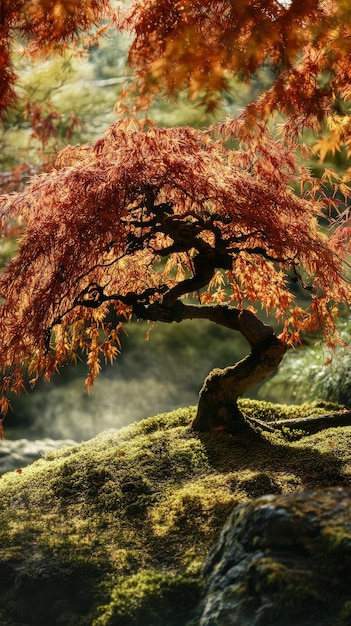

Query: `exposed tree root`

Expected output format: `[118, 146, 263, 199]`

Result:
[266, 410, 351, 434]
[237, 410, 351, 440]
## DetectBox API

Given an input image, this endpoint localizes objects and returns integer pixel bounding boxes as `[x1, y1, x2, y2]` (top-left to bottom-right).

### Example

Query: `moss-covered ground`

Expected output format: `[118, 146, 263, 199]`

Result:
[0, 399, 350, 625]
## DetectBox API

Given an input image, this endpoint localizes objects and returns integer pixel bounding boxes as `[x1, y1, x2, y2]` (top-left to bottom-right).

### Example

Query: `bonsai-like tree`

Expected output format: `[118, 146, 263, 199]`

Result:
[0, 0, 350, 434]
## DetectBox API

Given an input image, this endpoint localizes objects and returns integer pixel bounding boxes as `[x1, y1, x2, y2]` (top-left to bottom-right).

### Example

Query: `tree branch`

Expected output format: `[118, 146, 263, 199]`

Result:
[141, 301, 277, 350]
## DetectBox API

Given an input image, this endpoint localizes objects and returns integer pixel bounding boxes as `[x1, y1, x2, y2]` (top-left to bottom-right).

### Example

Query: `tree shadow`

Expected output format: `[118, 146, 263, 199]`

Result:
[197, 427, 349, 495]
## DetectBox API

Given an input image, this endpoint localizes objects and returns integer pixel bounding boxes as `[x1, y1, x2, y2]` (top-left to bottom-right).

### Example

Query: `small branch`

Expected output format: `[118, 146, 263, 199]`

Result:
[72, 283, 169, 310]
[236, 246, 289, 264]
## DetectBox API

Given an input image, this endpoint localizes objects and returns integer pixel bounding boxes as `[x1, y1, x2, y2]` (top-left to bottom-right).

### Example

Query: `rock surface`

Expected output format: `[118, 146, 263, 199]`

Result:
[0, 437, 76, 475]
[195, 487, 351, 626]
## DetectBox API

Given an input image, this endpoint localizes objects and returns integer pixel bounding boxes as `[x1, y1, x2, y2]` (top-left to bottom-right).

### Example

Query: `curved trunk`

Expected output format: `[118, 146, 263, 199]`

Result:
[192, 330, 286, 433]
[138, 302, 287, 434]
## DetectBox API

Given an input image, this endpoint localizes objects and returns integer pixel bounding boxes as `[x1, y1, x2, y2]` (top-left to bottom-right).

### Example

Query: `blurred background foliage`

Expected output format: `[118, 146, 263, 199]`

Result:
[1, 25, 351, 441]
[259, 318, 351, 408]
[6, 320, 249, 440]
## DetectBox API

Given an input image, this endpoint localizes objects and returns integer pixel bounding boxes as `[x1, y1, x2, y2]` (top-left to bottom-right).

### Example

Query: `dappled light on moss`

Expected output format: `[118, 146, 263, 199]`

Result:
[95, 571, 201, 626]
[150, 475, 238, 539]
[238, 398, 344, 422]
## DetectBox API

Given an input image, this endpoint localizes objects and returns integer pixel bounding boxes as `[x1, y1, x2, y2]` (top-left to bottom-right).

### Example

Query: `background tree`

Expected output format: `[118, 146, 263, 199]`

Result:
[0, 0, 119, 197]
[0, 0, 350, 434]
[0, 0, 113, 115]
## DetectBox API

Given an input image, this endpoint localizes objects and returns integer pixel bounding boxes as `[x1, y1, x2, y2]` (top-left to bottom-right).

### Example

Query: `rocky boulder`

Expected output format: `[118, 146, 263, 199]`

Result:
[0, 437, 76, 474]
[195, 487, 351, 626]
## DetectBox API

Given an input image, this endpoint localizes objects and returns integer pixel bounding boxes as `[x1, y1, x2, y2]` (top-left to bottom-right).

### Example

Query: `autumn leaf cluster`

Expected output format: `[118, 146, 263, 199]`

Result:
[121, 1, 351, 121]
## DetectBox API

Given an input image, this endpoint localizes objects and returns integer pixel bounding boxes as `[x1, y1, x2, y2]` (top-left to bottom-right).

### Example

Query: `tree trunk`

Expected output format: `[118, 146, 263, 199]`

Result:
[192, 311, 286, 433]
[192, 336, 286, 433]
[141, 302, 287, 434]
[135, 300, 351, 436]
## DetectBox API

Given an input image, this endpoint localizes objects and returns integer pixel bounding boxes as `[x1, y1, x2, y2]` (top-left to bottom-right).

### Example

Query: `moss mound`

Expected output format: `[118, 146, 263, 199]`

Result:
[0, 399, 350, 625]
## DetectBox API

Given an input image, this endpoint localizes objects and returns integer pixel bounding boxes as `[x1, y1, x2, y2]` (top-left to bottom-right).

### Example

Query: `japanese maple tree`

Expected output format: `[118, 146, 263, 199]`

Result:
[0, 0, 350, 434]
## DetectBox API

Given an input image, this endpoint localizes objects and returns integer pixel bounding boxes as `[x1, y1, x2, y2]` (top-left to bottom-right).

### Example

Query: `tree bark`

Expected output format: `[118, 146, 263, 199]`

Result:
[191, 311, 286, 433]
[140, 302, 287, 434]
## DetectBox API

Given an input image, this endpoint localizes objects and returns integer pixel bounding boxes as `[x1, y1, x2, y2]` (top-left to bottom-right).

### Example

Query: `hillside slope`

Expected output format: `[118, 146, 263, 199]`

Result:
[0, 399, 350, 625]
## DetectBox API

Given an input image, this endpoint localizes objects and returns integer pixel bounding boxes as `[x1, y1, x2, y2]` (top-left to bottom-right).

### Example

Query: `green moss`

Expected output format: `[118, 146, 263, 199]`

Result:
[321, 526, 351, 549]
[252, 558, 321, 612]
[337, 600, 351, 626]
[95, 571, 201, 626]
[0, 399, 350, 624]
[238, 398, 343, 422]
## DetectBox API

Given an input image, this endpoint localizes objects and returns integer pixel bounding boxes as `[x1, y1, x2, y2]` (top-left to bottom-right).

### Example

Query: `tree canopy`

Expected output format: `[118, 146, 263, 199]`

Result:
[0, 0, 350, 432]
[122, 1, 351, 122]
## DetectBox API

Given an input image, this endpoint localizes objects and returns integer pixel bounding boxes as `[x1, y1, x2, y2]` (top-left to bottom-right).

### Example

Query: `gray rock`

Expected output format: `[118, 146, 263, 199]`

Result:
[195, 487, 351, 626]
[0, 437, 76, 475]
